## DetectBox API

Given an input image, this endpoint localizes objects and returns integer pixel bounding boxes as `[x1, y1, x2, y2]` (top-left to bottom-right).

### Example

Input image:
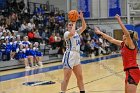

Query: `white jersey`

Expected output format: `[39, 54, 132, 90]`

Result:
[64, 28, 81, 52]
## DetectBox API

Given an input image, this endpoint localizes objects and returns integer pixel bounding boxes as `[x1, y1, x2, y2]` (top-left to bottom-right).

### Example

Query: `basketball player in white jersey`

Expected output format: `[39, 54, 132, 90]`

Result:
[60, 11, 86, 93]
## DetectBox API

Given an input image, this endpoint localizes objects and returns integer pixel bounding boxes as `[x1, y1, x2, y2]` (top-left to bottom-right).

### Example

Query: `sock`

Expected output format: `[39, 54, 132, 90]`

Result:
[80, 91, 85, 93]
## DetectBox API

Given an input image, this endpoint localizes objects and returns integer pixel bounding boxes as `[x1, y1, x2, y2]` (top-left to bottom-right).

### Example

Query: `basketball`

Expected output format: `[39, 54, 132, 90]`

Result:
[68, 10, 79, 22]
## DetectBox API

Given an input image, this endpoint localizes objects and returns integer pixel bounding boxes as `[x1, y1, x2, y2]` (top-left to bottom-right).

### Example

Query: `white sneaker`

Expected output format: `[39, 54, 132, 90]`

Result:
[11, 58, 14, 60]
[39, 62, 43, 68]
[35, 64, 39, 67]
[25, 66, 31, 69]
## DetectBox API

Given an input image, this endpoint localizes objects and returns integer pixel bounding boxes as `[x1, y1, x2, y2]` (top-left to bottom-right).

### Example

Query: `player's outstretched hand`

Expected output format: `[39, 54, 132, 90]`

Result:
[115, 14, 121, 20]
[94, 27, 102, 35]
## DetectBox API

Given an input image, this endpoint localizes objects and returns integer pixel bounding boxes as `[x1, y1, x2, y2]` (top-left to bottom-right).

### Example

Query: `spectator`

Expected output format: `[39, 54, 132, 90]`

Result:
[41, 28, 50, 43]
[27, 19, 35, 31]
[33, 42, 43, 67]
[22, 36, 31, 47]
[20, 20, 28, 33]
[27, 29, 42, 43]
[25, 44, 34, 68]
[10, 38, 17, 60]
[91, 39, 99, 56]
[55, 33, 61, 47]
[49, 32, 56, 49]
[84, 40, 94, 57]
[15, 44, 29, 69]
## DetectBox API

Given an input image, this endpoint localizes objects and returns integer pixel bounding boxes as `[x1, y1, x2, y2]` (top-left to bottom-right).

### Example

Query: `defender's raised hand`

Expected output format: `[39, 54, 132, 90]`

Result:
[115, 14, 121, 20]
[94, 27, 103, 35]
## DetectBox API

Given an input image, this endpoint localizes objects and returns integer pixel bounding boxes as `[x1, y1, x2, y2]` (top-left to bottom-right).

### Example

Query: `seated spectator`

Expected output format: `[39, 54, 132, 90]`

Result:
[27, 30, 34, 42]
[91, 39, 99, 56]
[0, 27, 3, 37]
[15, 44, 29, 69]
[55, 33, 61, 47]
[7, 13, 21, 32]
[22, 36, 31, 47]
[58, 37, 65, 55]
[103, 39, 111, 54]
[10, 38, 17, 60]
[0, 38, 5, 61]
[20, 20, 28, 34]
[1, 39, 11, 61]
[27, 29, 42, 43]
[16, 35, 22, 48]
[84, 40, 94, 57]
[34, 28, 43, 42]
[49, 32, 56, 49]
[27, 19, 35, 31]
[33, 42, 43, 67]
[25, 44, 34, 68]
[98, 35, 106, 55]
[11, 30, 16, 40]
[41, 28, 50, 43]
[85, 33, 91, 41]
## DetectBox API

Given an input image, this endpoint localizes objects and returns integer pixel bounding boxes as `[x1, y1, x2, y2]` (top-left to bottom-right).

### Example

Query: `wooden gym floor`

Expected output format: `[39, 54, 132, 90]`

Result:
[0, 54, 140, 93]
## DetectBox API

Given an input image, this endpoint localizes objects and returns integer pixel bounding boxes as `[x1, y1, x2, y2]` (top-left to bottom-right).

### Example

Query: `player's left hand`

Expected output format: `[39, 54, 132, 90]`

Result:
[79, 10, 84, 19]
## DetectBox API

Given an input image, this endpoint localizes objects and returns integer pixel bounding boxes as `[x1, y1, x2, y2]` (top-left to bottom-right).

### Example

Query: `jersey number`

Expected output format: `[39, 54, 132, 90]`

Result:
[76, 40, 80, 45]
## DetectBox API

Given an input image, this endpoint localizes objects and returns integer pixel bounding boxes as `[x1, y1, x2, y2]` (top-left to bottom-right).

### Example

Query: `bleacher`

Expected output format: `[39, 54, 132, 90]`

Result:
[0, 0, 65, 71]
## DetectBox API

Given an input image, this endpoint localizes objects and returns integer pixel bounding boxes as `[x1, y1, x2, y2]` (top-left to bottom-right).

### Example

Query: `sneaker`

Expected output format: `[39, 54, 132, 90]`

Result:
[25, 66, 31, 69]
[39, 62, 43, 68]
[11, 58, 14, 60]
[35, 64, 39, 67]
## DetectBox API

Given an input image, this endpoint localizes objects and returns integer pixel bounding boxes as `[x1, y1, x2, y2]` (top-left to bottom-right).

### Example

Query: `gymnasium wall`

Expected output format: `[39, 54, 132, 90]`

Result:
[28, 0, 47, 4]
[28, 0, 127, 18]
[91, 0, 126, 18]
[28, 0, 67, 11]
[49, 0, 67, 11]
[91, 0, 99, 18]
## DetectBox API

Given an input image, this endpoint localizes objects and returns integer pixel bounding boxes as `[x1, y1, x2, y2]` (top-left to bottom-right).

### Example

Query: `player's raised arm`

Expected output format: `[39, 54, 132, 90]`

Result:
[79, 11, 87, 34]
[94, 27, 122, 46]
[115, 14, 135, 49]
[115, 14, 129, 36]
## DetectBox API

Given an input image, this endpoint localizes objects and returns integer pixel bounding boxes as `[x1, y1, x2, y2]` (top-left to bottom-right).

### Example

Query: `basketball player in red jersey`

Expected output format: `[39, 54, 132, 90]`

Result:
[94, 14, 140, 93]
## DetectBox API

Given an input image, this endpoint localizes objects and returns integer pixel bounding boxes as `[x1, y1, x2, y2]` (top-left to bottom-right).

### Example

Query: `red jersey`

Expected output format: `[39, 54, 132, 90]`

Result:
[28, 32, 34, 39]
[49, 36, 55, 44]
[121, 42, 138, 70]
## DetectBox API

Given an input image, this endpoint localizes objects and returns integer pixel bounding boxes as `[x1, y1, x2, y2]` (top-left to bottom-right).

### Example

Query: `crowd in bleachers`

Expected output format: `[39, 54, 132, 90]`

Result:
[80, 27, 119, 57]
[0, 1, 66, 69]
[0, 0, 119, 69]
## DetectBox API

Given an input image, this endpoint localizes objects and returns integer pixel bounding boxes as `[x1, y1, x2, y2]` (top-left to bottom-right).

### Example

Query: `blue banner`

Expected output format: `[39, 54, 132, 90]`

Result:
[108, 0, 121, 17]
[0, 0, 6, 9]
[78, 0, 91, 18]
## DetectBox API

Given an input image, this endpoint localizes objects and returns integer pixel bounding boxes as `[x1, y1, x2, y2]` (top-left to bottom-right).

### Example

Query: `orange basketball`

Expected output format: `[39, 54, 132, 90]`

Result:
[68, 10, 79, 22]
